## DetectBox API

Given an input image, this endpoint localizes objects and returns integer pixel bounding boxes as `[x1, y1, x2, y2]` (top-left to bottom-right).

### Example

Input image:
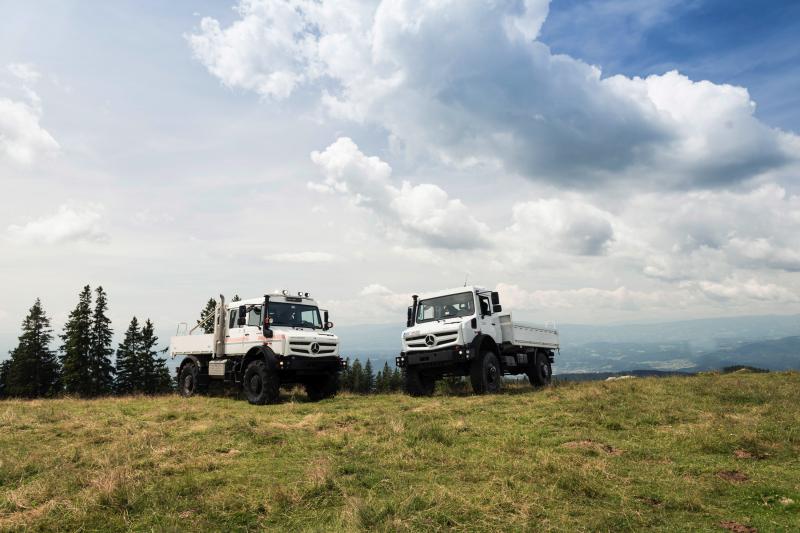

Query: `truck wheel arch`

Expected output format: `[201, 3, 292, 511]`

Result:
[240, 346, 278, 379]
[179, 355, 207, 372]
[471, 334, 499, 359]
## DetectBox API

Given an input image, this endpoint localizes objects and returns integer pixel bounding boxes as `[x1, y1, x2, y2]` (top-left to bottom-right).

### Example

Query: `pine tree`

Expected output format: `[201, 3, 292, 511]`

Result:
[151, 355, 173, 393]
[5, 299, 60, 397]
[340, 357, 352, 391]
[391, 367, 403, 392]
[87, 286, 115, 396]
[197, 298, 217, 333]
[363, 359, 375, 394]
[115, 317, 142, 394]
[350, 359, 363, 394]
[375, 369, 384, 393]
[60, 285, 93, 396]
[232, 294, 241, 302]
[378, 361, 393, 393]
[140, 319, 174, 393]
[0, 359, 10, 397]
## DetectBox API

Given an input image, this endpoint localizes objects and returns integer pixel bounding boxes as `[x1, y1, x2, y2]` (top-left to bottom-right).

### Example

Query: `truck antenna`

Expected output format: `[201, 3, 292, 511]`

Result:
[463, 273, 469, 287]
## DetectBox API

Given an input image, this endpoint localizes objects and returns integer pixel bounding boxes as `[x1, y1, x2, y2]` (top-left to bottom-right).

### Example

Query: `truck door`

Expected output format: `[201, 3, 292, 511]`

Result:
[477, 293, 500, 343]
[225, 307, 245, 355]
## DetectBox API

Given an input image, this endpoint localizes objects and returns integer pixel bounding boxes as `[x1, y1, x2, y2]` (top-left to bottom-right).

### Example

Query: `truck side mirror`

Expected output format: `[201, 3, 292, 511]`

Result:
[493, 304, 502, 313]
[406, 306, 414, 327]
[237, 316, 246, 326]
[323, 310, 333, 330]
[491, 292, 500, 305]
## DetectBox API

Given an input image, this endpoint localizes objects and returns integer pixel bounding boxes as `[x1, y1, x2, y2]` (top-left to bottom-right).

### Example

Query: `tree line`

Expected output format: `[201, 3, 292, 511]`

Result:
[0, 286, 172, 399]
[340, 358, 404, 393]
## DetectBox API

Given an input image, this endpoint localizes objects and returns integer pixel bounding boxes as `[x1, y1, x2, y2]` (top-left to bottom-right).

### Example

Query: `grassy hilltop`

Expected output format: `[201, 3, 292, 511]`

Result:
[1, 373, 799, 532]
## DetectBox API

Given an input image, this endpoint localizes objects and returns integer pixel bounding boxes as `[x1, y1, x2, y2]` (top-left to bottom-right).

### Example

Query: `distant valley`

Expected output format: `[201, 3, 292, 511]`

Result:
[335, 314, 800, 374]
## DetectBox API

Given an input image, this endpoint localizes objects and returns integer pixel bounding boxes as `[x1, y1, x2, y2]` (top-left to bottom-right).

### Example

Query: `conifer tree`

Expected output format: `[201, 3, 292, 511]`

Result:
[232, 294, 241, 302]
[350, 358, 363, 393]
[60, 285, 93, 395]
[379, 361, 393, 392]
[391, 367, 403, 392]
[140, 319, 172, 393]
[340, 357, 352, 391]
[5, 299, 60, 397]
[197, 298, 217, 333]
[115, 317, 142, 394]
[375, 369, 384, 393]
[0, 359, 10, 397]
[363, 359, 375, 394]
[87, 286, 115, 396]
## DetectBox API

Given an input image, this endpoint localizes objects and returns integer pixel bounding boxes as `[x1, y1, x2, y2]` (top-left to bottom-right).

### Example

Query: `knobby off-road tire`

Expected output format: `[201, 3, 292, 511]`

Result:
[305, 373, 340, 402]
[405, 368, 435, 397]
[527, 352, 552, 387]
[470, 351, 502, 394]
[243, 359, 280, 405]
[179, 362, 202, 398]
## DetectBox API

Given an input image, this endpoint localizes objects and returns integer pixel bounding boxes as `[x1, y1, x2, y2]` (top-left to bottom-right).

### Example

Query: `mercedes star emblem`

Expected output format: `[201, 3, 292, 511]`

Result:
[310, 342, 320, 354]
[424, 334, 436, 347]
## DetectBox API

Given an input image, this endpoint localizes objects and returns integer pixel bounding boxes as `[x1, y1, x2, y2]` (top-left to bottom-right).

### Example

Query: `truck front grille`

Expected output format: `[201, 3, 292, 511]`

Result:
[288, 341, 337, 355]
[405, 330, 459, 349]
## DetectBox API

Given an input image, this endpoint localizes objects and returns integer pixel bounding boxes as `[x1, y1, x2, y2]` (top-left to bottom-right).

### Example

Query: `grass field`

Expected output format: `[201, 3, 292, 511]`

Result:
[1, 372, 799, 532]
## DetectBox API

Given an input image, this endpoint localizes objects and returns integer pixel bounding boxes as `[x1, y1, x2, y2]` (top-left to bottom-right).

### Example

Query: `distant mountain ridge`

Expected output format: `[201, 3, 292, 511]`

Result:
[334, 314, 800, 373]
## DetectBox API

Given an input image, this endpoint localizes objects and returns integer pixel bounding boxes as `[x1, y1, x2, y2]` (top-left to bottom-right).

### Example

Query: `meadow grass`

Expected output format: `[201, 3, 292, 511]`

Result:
[1, 371, 798, 531]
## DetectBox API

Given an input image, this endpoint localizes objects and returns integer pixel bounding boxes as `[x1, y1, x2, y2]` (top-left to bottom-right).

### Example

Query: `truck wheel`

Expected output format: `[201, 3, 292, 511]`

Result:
[405, 369, 435, 397]
[305, 373, 339, 402]
[470, 351, 502, 394]
[527, 352, 552, 387]
[179, 362, 201, 397]
[243, 360, 280, 405]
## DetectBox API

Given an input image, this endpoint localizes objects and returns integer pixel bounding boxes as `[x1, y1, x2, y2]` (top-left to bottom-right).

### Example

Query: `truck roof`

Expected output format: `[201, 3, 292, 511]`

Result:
[225, 292, 319, 309]
[416, 286, 490, 301]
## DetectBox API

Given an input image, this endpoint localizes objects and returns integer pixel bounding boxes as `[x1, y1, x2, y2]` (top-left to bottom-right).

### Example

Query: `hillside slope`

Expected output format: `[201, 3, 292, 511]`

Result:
[1, 373, 799, 531]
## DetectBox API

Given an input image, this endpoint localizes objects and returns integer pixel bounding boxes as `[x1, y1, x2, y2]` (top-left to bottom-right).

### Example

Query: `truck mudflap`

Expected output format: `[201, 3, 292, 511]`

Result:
[396, 345, 472, 368]
[277, 355, 346, 376]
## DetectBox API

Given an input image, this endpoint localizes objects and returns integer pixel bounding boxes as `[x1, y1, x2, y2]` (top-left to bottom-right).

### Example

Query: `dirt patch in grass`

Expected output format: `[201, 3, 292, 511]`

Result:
[636, 496, 663, 507]
[562, 439, 623, 456]
[733, 449, 767, 460]
[717, 471, 749, 483]
[719, 520, 757, 532]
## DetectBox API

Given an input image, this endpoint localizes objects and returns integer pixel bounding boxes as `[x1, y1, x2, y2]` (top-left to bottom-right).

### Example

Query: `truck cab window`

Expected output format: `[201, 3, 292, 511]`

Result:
[247, 306, 263, 327]
[229, 309, 237, 329]
[479, 296, 491, 316]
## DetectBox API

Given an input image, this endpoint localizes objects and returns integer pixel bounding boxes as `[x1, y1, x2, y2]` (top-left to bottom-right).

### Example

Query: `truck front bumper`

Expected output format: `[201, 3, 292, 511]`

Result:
[396, 345, 473, 368]
[277, 355, 346, 376]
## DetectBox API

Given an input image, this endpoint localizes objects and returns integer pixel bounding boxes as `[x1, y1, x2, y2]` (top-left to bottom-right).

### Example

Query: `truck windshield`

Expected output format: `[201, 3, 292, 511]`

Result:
[416, 292, 474, 323]
[268, 302, 322, 329]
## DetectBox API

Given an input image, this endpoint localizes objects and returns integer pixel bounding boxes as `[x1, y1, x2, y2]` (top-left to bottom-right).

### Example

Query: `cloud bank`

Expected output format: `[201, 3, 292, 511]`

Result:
[188, 0, 799, 189]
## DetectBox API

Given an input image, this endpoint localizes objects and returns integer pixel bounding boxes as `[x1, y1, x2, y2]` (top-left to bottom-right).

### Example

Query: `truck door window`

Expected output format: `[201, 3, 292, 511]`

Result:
[479, 296, 491, 316]
[247, 306, 263, 327]
[228, 309, 237, 329]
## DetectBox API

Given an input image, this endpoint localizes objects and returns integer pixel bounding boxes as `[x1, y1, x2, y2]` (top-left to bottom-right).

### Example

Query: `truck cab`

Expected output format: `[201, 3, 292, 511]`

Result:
[170, 292, 346, 404]
[396, 286, 558, 396]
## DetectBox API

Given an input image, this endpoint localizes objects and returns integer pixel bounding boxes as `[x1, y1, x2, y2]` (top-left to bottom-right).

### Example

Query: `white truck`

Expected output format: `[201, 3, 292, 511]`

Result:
[170, 292, 345, 404]
[395, 286, 559, 396]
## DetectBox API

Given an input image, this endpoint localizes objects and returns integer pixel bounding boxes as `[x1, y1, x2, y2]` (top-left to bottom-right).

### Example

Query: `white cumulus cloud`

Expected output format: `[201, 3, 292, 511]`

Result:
[310, 137, 490, 249]
[188, 0, 799, 189]
[1, 63, 59, 166]
[7, 205, 108, 245]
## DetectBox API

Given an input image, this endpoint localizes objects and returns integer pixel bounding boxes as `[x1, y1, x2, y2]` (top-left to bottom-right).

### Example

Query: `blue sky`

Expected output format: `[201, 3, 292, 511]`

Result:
[541, 0, 800, 131]
[1, 0, 799, 356]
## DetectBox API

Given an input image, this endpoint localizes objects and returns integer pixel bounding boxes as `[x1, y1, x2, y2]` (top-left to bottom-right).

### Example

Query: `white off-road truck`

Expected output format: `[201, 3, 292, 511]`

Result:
[395, 286, 559, 396]
[170, 292, 345, 404]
